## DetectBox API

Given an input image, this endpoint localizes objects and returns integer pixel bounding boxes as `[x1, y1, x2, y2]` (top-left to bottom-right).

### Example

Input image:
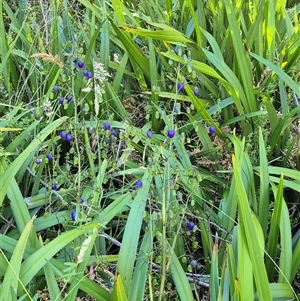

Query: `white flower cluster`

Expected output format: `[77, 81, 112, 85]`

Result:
[82, 61, 110, 116]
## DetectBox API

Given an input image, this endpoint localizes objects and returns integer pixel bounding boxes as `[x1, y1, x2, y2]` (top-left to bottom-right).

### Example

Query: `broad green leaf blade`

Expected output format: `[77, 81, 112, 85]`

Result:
[169, 247, 194, 300]
[258, 127, 270, 239]
[117, 169, 152, 296]
[129, 229, 153, 300]
[232, 141, 272, 300]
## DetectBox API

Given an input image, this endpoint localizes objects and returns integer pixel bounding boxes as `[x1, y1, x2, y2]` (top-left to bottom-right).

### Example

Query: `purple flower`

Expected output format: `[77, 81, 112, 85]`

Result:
[135, 180, 143, 188]
[177, 82, 184, 92]
[111, 129, 117, 137]
[66, 95, 73, 103]
[87, 71, 93, 79]
[53, 85, 59, 93]
[83, 69, 88, 77]
[35, 158, 41, 165]
[60, 131, 67, 140]
[58, 96, 64, 104]
[103, 122, 111, 131]
[46, 154, 53, 162]
[51, 184, 57, 191]
[187, 221, 195, 231]
[167, 129, 175, 138]
[190, 260, 197, 268]
[66, 134, 73, 142]
[146, 130, 153, 138]
[208, 125, 216, 134]
[71, 209, 76, 221]
[77, 60, 84, 68]
[193, 87, 199, 97]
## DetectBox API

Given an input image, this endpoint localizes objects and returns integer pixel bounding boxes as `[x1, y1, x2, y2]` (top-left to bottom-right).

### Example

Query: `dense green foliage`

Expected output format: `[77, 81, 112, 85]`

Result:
[0, 0, 299, 300]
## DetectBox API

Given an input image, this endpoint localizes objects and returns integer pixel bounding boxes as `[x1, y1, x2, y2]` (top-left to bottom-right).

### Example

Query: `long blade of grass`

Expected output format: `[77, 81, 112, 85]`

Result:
[258, 127, 270, 238]
[0, 216, 34, 301]
[232, 137, 272, 300]
[117, 169, 152, 296]
[266, 174, 284, 280]
[222, 0, 257, 113]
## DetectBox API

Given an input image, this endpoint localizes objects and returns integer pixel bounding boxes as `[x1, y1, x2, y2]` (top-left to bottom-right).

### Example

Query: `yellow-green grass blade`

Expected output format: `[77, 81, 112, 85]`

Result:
[270, 183, 292, 284]
[227, 242, 237, 300]
[222, 0, 257, 113]
[278, 199, 292, 283]
[186, 0, 202, 46]
[266, 174, 283, 280]
[210, 241, 220, 300]
[117, 169, 152, 296]
[97, 193, 132, 225]
[291, 230, 300, 280]
[148, 38, 159, 132]
[7, 178, 31, 236]
[118, 23, 193, 44]
[0, 117, 68, 207]
[258, 127, 270, 239]
[264, 0, 276, 61]
[237, 223, 254, 301]
[111, 274, 128, 301]
[250, 52, 300, 97]
[232, 144, 272, 300]
[254, 283, 295, 300]
[65, 227, 99, 301]
[0, 217, 35, 301]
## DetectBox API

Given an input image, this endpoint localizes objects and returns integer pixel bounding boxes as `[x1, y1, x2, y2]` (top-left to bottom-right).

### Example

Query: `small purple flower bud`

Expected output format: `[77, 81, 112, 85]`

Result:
[51, 184, 57, 191]
[66, 134, 73, 142]
[66, 95, 73, 103]
[87, 71, 93, 79]
[58, 96, 64, 104]
[77, 60, 84, 68]
[71, 209, 76, 221]
[103, 122, 111, 131]
[146, 130, 153, 138]
[53, 85, 59, 93]
[177, 82, 184, 92]
[60, 131, 67, 140]
[167, 129, 175, 138]
[187, 221, 195, 231]
[46, 154, 53, 162]
[83, 69, 88, 77]
[111, 129, 117, 137]
[35, 158, 41, 165]
[193, 87, 199, 97]
[208, 125, 216, 134]
[135, 180, 143, 188]
[190, 260, 197, 268]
